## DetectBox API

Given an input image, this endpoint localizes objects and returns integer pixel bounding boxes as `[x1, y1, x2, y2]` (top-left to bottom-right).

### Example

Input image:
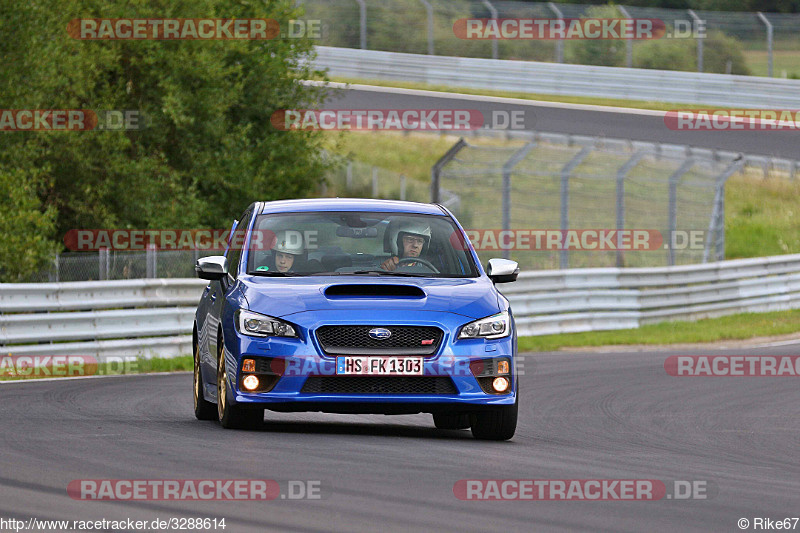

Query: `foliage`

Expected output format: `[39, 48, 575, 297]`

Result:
[0, 0, 333, 281]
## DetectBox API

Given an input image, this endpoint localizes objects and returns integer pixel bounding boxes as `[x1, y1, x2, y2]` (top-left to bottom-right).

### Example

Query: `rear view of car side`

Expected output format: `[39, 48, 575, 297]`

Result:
[193, 199, 520, 440]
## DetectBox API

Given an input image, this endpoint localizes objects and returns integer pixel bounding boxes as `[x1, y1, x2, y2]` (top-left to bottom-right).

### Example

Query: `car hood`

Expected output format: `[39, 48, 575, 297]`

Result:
[238, 275, 500, 319]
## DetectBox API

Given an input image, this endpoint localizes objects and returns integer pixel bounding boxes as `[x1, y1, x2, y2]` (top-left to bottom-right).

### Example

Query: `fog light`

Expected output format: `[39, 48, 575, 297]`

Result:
[497, 360, 509, 375]
[242, 359, 256, 372]
[243, 375, 259, 391]
[492, 376, 510, 393]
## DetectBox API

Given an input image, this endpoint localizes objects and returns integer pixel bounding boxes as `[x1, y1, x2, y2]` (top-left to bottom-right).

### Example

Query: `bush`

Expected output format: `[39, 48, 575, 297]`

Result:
[565, 5, 628, 67]
[634, 30, 750, 75]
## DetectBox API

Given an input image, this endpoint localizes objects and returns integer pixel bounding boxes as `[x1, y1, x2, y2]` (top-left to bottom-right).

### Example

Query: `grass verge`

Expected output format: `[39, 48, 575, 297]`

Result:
[518, 309, 800, 352]
[0, 355, 193, 381]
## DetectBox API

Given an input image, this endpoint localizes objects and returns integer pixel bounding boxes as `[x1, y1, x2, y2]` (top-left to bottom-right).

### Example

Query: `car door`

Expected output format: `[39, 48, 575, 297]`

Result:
[199, 208, 253, 396]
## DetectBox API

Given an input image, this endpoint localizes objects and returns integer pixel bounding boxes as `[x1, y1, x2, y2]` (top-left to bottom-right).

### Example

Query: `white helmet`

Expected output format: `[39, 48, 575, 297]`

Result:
[272, 230, 304, 255]
[390, 220, 431, 256]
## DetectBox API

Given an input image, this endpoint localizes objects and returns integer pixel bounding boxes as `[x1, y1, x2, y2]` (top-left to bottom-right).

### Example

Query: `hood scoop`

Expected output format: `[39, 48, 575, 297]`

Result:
[324, 284, 426, 299]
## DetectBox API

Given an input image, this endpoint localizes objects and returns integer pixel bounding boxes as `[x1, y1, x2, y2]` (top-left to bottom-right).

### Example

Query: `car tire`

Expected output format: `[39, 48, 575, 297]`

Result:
[216, 336, 263, 430]
[470, 393, 518, 441]
[432, 413, 471, 430]
[193, 338, 217, 421]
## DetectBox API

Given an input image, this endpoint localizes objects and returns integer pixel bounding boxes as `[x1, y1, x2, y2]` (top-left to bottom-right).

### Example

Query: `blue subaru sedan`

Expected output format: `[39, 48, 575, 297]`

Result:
[193, 198, 520, 440]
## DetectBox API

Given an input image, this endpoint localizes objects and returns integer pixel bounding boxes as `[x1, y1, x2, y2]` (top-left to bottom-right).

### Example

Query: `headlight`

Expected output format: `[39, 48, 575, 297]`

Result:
[458, 311, 511, 340]
[236, 309, 297, 338]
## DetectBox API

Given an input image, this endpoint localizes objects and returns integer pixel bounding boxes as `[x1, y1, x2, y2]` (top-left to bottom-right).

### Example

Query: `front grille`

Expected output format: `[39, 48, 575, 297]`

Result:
[315, 325, 443, 355]
[301, 376, 457, 395]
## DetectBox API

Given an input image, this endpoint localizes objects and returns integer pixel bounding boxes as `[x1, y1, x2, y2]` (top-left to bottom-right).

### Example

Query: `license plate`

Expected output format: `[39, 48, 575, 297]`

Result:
[336, 356, 424, 376]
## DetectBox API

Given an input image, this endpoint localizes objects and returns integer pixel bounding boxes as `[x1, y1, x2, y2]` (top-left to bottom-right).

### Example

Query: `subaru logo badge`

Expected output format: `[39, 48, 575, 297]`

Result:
[368, 328, 392, 340]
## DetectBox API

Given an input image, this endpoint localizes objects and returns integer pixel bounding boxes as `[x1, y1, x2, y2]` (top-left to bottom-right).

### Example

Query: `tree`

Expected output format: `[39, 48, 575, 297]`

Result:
[0, 0, 333, 281]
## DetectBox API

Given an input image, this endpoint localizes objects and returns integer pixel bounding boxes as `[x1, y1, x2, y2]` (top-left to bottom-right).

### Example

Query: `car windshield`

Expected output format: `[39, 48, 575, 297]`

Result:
[245, 211, 478, 278]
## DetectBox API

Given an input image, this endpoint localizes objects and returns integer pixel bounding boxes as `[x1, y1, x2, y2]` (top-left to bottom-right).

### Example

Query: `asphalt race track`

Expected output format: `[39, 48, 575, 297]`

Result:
[2, 344, 798, 532]
[323, 84, 800, 159]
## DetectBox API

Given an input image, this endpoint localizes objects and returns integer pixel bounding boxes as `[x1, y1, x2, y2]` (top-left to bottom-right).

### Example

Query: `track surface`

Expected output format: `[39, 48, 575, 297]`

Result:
[325, 86, 800, 159]
[2, 344, 799, 532]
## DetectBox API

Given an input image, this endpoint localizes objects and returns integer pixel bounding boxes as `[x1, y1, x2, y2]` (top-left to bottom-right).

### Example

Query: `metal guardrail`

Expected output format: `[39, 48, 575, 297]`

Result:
[500, 253, 800, 336]
[2, 254, 799, 358]
[312, 46, 800, 108]
[0, 279, 206, 360]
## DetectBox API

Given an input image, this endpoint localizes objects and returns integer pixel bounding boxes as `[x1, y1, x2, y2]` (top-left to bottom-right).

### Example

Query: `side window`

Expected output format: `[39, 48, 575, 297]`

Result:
[226, 209, 252, 281]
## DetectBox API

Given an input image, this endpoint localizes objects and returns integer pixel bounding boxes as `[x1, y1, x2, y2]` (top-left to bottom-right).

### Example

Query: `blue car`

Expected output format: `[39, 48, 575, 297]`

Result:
[193, 198, 520, 440]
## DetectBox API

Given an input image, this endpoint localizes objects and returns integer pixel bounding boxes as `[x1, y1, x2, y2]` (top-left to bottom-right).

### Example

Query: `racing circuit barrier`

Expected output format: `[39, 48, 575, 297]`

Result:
[2, 252, 800, 359]
[311, 46, 800, 109]
[0, 279, 206, 360]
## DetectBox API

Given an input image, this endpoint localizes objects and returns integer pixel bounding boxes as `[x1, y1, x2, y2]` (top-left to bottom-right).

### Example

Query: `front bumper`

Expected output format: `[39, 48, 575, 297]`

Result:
[223, 310, 517, 413]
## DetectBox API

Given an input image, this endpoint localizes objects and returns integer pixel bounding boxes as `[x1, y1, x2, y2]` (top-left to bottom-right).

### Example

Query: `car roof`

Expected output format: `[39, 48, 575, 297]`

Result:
[257, 198, 446, 216]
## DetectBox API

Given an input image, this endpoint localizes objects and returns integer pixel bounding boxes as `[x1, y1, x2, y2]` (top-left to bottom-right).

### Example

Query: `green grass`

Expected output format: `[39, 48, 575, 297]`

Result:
[324, 131, 458, 182]
[725, 173, 800, 258]
[519, 309, 800, 352]
[743, 50, 800, 79]
[0, 355, 192, 381]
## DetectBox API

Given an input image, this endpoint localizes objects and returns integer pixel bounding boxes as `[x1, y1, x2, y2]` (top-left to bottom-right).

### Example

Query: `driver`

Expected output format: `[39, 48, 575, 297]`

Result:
[381, 221, 431, 271]
[272, 230, 304, 272]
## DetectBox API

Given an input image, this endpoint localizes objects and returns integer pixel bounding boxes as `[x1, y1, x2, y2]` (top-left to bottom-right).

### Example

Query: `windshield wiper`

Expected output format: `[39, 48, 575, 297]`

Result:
[349, 269, 426, 277]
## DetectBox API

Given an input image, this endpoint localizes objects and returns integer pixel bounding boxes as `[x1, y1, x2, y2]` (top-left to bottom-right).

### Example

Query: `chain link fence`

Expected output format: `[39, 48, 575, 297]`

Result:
[300, 0, 800, 78]
[432, 130, 754, 270]
[27, 160, 419, 282]
[29, 249, 224, 283]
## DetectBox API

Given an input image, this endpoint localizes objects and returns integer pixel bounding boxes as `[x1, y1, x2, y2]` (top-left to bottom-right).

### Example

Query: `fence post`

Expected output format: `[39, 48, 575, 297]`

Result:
[419, 0, 434, 55]
[146, 244, 157, 278]
[346, 160, 353, 189]
[372, 167, 379, 197]
[615, 151, 646, 267]
[688, 10, 703, 73]
[757, 12, 774, 78]
[431, 138, 467, 203]
[666, 159, 695, 266]
[501, 141, 537, 259]
[355, 0, 367, 50]
[557, 146, 592, 269]
[547, 2, 564, 63]
[54, 252, 60, 282]
[400, 174, 407, 200]
[481, 0, 498, 60]
[617, 5, 634, 68]
[98, 248, 109, 280]
[704, 158, 744, 263]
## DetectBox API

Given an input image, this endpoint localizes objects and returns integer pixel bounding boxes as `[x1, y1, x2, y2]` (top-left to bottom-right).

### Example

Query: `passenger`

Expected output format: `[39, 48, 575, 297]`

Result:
[272, 230, 304, 273]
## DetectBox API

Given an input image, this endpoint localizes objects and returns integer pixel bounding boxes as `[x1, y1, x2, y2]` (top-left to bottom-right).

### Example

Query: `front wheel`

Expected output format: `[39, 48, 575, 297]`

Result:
[217, 337, 263, 430]
[470, 395, 518, 441]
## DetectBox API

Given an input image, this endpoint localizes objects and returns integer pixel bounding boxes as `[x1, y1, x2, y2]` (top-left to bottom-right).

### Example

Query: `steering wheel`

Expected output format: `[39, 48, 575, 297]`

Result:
[396, 257, 439, 273]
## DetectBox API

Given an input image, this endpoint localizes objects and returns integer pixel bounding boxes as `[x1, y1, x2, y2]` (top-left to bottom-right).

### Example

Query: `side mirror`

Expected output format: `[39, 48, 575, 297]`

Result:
[196, 256, 228, 281]
[486, 258, 519, 283]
